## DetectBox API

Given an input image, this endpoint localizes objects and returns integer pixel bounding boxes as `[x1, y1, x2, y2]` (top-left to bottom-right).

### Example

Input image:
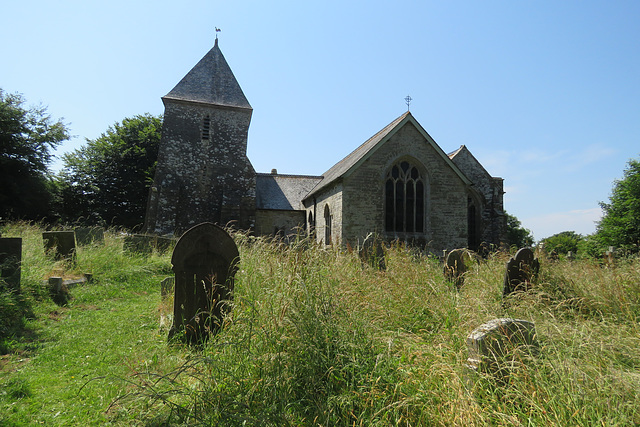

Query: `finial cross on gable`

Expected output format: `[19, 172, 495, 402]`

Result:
[405, 95, 412, 111]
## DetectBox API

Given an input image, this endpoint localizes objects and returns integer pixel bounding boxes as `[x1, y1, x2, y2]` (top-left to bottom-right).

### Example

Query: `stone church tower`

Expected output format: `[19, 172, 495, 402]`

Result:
[144, 39, 256, 236]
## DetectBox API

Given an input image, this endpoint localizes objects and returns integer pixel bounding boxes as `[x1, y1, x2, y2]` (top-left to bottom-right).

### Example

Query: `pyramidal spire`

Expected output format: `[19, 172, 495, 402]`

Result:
[164, 40, 251, 109]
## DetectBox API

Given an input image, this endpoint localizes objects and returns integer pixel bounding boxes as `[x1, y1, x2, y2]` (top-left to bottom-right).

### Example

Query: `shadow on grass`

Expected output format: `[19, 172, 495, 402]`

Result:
[0, 282, 40, 357]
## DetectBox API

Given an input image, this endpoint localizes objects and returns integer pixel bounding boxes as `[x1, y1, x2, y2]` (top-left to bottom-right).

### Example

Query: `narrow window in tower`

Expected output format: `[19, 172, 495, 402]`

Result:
[202, 115, 211, 140]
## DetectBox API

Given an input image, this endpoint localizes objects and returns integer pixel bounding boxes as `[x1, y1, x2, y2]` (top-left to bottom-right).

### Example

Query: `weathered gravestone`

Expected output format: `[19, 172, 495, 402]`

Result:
[123, 234, 154, 254]
[42, 231, 76, 261]
[155, 236, 176, 254]
[160, 276, 175, 300]
[168, 223, 239, 344]
[359, 233, 386, 270]
[0, 238, 22, 290]
[502, 247, 540, 298]
[444, 248, 467, 289]
[74, 226, 104, 246]
[465, 318, 537, 385]
[604, 247, 615, 268]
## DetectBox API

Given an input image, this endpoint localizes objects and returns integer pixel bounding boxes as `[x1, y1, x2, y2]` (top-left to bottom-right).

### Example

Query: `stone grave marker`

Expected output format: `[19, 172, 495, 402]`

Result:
[604, 247, 615, 267]
[465, 318, 537, 385]
[0, 237, 22, 290]
[444, 248, 467, 289]
[168, 222, 239, 344]
[502, 247, 540, 298]
[359, 233, 386, 270]
[155, 236, 176, 254]
[161, 276, 175, 300]
[74, 226, 104, 246]
[123, 234, 154, 254]
[42, 231, 76, 261]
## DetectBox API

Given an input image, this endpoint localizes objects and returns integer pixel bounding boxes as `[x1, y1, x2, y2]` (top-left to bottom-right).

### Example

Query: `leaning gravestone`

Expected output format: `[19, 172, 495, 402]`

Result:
[444, 248, 467, 289]
[359, 233, 386, 270]
[0, 238, 22, 290]
[168, 223, 239, 344]
[74, 226, 104, 246]
[465, 318, 537, 385]
[42, 231, 76, 261]
[502, 247, 540, 298]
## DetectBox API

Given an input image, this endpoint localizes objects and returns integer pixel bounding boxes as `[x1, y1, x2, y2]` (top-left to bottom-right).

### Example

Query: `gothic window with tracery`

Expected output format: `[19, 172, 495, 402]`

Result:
[385, 160, 425, 233]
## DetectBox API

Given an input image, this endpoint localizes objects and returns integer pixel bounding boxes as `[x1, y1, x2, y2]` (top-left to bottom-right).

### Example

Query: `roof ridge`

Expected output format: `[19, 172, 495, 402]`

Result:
[164, 41, 251, 109]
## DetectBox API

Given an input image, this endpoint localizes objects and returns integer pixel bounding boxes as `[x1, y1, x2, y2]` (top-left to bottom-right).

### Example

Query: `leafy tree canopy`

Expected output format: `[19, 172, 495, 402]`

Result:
[0, 89, 70, 220]
[505, 212, 534, 248]
[58, 114, 162, 229]
[539, 231, 583, 255]
[595, 157, 640, 254]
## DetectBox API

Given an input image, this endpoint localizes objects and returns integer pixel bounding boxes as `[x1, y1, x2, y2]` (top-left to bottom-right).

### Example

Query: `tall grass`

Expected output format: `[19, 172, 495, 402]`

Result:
[1, 223, 640, 425]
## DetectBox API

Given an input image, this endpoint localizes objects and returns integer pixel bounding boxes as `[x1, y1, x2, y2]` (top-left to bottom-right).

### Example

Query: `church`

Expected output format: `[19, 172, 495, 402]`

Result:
[143, 40, 506, 252]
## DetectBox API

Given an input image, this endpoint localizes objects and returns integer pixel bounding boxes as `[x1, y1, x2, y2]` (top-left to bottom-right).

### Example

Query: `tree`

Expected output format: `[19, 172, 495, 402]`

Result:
[505, 212, 534, 248]
[0, 89, 69, 220]
[59, 114, 162, 229]
[539, 231, 583, 255]
[595, 157, 640, 254]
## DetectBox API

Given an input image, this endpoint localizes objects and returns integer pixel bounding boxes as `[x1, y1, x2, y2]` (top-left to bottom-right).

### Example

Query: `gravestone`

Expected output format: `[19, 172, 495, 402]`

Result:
[123, 234, 154, 254]
[168, 223, 239, 344]
[604, 247, 615, 267]
[155, 236, 176, 254]
[0, 238, 22, 290]
[74, 226, 104, 246]
[161, 276, 175, 300]
[444, 248, 467, 289]
[359, 233, 386, 270]
[465, 318, 537, 384]
[502, 247, 539, 297]
[42, 231, 76, 261]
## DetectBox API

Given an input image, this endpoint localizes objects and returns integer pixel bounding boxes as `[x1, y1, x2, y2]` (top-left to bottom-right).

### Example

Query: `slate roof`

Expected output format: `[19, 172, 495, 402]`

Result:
[304, 111, 470, 200]
[163, 39, 251, 109]
[256, 173, 323, 210]
[448, 145, 498, 181]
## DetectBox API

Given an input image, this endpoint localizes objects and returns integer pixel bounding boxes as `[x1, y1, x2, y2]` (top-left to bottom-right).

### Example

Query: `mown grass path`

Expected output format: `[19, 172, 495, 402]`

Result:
[1, 277, 174, 425]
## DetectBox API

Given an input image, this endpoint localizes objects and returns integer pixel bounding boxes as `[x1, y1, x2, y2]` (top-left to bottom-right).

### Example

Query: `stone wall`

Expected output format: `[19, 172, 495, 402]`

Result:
[340, 122, 468, 252]
[255, 209, 306, 237]
[449, 146, 505, 246]
[306, 182, 343, 245]
[145, 101, 256, 236]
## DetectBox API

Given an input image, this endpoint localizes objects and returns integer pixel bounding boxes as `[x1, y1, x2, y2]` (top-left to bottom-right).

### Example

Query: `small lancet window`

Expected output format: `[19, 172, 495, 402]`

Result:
[202, 115, 211, 140]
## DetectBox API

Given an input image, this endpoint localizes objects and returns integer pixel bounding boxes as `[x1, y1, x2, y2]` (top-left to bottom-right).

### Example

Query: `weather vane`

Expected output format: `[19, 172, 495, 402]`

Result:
[215, 27, 221, 39]
[405, 95, 412, 111]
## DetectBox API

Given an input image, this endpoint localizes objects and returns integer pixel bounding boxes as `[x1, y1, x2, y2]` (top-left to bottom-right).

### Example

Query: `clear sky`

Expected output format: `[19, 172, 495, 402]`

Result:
[3, 1, 639, 241]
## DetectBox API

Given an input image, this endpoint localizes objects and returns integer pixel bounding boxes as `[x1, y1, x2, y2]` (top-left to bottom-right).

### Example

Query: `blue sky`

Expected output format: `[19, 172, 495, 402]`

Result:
[3, 1, 639, 241]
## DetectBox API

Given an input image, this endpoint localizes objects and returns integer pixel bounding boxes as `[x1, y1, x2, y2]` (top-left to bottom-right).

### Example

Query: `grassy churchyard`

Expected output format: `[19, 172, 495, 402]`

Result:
[1, 222, 640, 425]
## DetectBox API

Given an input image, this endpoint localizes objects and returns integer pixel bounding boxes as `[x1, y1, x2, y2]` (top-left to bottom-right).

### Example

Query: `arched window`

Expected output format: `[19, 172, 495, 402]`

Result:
[202, 115, 211, 140]
[324, 205, 332, 245]
[385, 160, 424, 233]
[308, 212, 315, 233]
